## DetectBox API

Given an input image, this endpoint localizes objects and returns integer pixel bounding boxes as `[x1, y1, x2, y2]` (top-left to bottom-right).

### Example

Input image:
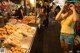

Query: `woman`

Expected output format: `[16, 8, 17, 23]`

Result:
[55, 2, 78, 53]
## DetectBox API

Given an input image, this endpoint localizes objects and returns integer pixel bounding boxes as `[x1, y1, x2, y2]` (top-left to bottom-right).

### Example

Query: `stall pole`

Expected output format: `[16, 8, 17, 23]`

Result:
[24, 0, 27, 16]
[35, 0, 37, 25]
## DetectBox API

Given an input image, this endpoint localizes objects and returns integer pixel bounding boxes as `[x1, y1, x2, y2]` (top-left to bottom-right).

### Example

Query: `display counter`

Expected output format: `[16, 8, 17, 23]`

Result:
[0, 16, 40, 53]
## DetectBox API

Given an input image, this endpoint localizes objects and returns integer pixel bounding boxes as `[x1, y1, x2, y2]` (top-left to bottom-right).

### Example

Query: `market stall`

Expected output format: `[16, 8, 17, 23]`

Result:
[0, 16, 40, 53]
[0, 0, 40, 53]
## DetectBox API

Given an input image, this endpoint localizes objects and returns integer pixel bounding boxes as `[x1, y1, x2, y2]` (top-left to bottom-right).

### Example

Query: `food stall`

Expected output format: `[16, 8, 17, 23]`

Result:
[0, 16, 40, 53]
[0, 0, 40, 53]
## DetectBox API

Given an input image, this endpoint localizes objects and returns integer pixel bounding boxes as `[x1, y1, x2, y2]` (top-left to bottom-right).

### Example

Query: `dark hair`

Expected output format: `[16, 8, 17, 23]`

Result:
[66, 2, 74, 6]
[54, 6, 61, 16]
[52, 2, 55, 5]
[62, 2, 74, 13]
[36, 3, 41, 8]
[56, 6, 61, 10]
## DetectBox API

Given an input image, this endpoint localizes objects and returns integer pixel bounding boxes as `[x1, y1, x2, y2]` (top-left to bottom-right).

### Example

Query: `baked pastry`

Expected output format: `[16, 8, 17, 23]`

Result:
[11, 47, 27, 53]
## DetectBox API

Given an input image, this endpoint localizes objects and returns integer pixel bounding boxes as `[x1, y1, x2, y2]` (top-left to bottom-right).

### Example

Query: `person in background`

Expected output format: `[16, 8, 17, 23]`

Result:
[0, 1, 2, 15]
[36, 2, 44, 27]
[49, 2, 57, 23]
[14, 5, 24, 20]
[50, 2, 57, 13]
[54, 5, 61, 17]
[42, 2, 50, 28]
[55, 2, 78, 53]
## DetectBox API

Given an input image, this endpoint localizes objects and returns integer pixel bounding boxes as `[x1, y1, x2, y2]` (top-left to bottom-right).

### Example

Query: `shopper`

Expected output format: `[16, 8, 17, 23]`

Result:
[50, 2, 57, 16]
[54, 5, 61, 17]
[55, 2, 78, 53]
[14, 5, 24, 20]
[42, 2, 50, 28]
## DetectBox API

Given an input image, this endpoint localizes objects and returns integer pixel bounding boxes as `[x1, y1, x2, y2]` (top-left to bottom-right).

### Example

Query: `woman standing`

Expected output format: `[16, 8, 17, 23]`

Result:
[55, 2, 78, 53]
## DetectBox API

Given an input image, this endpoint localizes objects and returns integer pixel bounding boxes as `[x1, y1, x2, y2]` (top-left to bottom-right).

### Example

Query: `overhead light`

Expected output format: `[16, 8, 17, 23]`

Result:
[30, 0, 35, 4]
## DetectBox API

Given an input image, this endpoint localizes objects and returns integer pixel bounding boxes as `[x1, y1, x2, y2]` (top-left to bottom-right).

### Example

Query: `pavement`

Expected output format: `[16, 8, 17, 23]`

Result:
[30, 19, 63, 53]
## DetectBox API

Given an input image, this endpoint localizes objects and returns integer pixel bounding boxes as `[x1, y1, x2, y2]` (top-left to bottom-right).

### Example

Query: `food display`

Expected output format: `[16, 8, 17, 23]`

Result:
[0, 24, 18, 39]
[11, 47, 27, 53]
[0, 15, 40, 53]
[7, 18, 18, 24]
[22, 16, 40, 24]
[4, 24, 18, 35]
[0, 28, 8, 39]
[3, 32, 23, 47]
[2, 24, 36, 46]
[6, 47, 27, 53]
[15, 23, 36, 36]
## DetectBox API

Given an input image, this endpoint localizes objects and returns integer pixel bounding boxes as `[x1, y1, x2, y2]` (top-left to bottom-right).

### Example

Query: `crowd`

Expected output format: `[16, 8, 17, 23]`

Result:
[0, 0, 61, 27]
[0, 0, 18, 20]
[36, 1, 80, 53]
[36, 1, 61, 28]
[0, 0, 36, 20]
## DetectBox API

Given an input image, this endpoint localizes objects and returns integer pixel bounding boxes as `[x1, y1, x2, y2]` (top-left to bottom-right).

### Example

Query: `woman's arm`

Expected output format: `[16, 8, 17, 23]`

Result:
[73, 8, 79, 21]
[69, 4, 79, 21]
[55, 4, 66, 21]
[55, 7, 63, 21]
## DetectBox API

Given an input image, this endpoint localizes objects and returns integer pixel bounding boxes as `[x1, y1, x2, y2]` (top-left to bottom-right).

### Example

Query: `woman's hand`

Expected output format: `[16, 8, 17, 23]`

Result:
[62, 3, 68, 8]
[69, 4, 78, 22]
[69, 4, 75, 11]
[61, 2, 68, 11]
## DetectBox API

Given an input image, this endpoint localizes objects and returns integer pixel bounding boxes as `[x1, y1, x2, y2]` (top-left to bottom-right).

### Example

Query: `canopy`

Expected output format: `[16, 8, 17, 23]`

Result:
[66, 0, 80, 2]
